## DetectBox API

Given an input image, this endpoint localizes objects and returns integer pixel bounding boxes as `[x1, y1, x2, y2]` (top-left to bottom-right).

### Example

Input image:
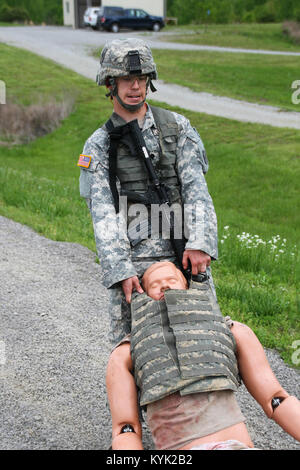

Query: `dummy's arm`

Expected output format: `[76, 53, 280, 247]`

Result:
[232, 322, 300, 441]
[106, 343, 143, 450]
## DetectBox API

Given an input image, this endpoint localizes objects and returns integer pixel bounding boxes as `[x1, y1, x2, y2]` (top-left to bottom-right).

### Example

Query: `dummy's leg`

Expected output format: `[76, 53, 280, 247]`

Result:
[106, 342, 143, 450]
[231, 321, 300, 441]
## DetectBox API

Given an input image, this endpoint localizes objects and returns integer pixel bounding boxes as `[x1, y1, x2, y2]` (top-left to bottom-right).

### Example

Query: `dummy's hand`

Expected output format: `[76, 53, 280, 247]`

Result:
[122, 276, 144, 304]
[182, 250, 211, 275]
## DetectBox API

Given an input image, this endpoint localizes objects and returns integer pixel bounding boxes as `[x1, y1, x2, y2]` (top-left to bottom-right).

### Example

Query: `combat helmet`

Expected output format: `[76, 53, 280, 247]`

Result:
[96, 38, 158, 111]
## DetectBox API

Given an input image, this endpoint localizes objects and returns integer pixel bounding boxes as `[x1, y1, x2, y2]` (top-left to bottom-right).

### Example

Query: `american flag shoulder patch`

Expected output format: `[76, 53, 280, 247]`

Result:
[78, 154, 92, 168]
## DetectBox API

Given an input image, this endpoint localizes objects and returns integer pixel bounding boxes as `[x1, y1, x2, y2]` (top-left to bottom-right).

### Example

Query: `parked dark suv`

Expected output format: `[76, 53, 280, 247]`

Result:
[96, 6, 164, 33]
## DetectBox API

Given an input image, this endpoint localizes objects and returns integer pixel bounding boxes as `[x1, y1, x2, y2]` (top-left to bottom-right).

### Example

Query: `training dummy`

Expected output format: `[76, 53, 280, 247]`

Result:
[106, 261, 300, 450]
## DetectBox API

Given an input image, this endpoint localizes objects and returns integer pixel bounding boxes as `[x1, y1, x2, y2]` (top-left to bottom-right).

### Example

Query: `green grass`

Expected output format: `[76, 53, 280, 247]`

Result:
[0, 22, 25, 26]
[161, 23, 300, 52]
[214, 229, 299, 359]
[0, 42, 112, 250]
[152, 49, 300, 111]
[0, 43, 299, 367]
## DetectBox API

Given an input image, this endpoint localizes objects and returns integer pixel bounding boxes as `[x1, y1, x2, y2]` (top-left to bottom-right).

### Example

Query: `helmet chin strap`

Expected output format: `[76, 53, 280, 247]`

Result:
[107, 77, 155, 112]
[115, 94, 145, 112]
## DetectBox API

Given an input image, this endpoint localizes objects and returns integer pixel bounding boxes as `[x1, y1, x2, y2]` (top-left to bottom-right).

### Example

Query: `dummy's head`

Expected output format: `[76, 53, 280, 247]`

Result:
[142, 262, 188, 301]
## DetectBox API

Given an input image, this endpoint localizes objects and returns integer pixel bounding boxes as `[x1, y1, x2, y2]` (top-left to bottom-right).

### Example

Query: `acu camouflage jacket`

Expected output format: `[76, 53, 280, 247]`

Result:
[79, 105, 218, 288]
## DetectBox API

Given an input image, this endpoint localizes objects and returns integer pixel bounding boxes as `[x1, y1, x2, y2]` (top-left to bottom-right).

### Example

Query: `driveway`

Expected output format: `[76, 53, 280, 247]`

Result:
[0, 26, 300, 129]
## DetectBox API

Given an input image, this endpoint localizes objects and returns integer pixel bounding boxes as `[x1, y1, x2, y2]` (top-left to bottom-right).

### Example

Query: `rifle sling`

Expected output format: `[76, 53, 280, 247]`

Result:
[106, 118, 121, 213]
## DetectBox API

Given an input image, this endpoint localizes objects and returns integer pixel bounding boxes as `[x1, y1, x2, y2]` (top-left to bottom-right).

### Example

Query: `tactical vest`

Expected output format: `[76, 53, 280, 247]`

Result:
[106, 106, 182, 231]
[105, 106, 184, 246]
[130, 279, 240, 407]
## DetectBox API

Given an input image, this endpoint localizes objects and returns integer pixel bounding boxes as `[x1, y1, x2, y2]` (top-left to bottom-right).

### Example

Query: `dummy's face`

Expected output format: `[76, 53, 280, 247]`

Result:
[143, 263, 187, 301]
[115, 75, 147, 108]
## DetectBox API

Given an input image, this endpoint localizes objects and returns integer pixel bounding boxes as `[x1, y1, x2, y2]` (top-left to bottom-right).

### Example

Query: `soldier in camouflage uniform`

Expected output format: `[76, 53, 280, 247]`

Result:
[79, 38, 217, 346]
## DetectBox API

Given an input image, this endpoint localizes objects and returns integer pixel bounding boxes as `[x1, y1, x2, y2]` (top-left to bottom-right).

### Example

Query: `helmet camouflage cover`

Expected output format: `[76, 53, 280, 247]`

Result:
[96, 38, 158, 86]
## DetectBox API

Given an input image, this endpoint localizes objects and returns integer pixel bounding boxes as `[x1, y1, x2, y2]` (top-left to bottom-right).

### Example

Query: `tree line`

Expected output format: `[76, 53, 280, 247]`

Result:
[167, 0, 300, 24]
[0, 0, 63, 24]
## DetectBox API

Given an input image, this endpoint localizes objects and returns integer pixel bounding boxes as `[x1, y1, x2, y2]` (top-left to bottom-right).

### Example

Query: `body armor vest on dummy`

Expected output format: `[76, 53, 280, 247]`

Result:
[105, 106, 182, 231]
[130, 279, 241, 407]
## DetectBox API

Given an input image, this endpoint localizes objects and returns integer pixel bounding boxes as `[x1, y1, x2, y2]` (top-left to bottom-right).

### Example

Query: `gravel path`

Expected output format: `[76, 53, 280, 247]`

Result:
[0, 26, 300, 129]
[0, 215, 299, 450]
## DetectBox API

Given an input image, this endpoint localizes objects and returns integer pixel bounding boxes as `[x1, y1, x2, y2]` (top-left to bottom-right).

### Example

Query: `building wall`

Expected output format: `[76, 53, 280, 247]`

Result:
[102, 0, 166, 17]
[63, 0, 76, 27]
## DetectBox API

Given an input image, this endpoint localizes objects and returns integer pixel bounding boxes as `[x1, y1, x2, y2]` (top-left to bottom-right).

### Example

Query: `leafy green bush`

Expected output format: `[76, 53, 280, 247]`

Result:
[44, 4, 63, 25]
[214, 0, 235, 24]
[0, 0, 63, 25]
[293, 6, 300, 22]
[254, 2, 277, 23]
[0, 4, 29, 22]
[0, 4, 13, 21]
[242, 11, 256, 22]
